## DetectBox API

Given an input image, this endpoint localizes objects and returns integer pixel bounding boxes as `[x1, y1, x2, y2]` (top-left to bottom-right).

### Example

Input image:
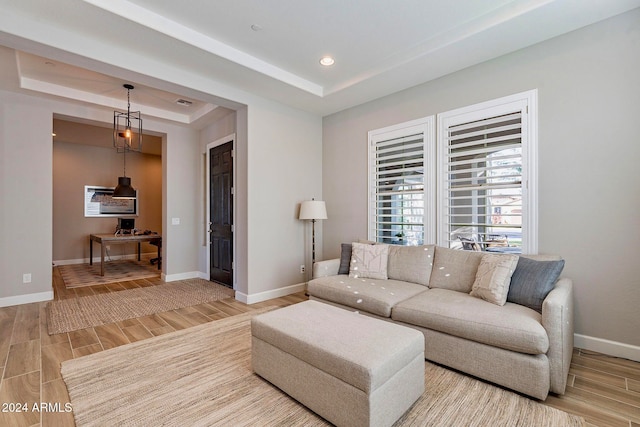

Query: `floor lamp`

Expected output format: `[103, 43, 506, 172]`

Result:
[299, 199, 327, 281]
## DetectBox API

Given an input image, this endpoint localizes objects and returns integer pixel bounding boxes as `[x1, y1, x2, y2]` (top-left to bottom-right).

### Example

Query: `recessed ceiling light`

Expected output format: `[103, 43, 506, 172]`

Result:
[319, 56, 335, 66]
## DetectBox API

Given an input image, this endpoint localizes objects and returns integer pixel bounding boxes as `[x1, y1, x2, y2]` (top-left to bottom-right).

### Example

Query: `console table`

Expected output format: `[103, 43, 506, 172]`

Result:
[89, 233, 162, 276]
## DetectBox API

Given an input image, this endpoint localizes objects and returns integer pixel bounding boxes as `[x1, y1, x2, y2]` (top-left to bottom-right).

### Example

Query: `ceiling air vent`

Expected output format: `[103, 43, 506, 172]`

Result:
[175, 98, 193, 107]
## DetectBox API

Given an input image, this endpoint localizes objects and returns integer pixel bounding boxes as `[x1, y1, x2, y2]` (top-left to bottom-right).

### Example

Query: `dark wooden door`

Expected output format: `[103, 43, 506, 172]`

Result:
[209, 141, 233, 287]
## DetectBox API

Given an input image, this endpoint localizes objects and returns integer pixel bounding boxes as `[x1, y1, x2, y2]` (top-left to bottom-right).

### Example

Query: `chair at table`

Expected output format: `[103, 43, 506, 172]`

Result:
[458, 236, 481, 251]
[150, 238, 161, 268]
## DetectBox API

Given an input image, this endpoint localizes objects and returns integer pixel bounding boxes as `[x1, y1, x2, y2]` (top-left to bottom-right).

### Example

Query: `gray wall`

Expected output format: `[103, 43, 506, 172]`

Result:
[0, 93, 53, 303]
[0, 90, 203, 301]
[323, 10, 640, 353]
[244, 99, 323, 300]
[0, 89, 322, 306]
[197, 102, 323, 301]
[53, 141, 162, 262]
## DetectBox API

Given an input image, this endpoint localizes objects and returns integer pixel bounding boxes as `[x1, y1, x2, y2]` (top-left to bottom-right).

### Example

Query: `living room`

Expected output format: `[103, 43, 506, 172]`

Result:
[0, 1, 639, 426]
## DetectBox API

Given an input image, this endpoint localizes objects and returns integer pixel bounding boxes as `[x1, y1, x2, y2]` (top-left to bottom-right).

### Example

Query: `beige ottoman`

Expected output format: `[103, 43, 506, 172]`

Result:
[251, 300, 425, 427]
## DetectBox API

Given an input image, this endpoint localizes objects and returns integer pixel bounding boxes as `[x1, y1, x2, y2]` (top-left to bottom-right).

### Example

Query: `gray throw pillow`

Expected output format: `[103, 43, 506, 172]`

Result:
[338, 243, 352, 275]
[507, 257, 565, 313]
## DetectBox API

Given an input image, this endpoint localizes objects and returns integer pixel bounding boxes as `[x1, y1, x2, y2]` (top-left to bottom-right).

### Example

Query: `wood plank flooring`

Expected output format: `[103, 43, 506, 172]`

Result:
[0, 268, 638, 426]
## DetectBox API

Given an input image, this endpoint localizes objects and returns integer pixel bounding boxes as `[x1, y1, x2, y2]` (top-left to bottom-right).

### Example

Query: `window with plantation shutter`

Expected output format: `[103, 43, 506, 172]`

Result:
[437, 90, 538, 254]
[368, 117, 435, 246]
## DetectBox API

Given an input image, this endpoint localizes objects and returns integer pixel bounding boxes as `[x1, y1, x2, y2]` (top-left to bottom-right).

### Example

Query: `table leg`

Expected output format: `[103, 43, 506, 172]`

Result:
[157, 242, 161, 270]
[89, 237, 93, 265]
[100, 242, 105, 276]
[138, 242, 141, 261]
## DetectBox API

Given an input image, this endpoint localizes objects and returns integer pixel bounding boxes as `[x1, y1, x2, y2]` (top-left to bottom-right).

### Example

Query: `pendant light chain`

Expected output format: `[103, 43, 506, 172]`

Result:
[112, 83, 141, 199]
[127, 86, 132, 134]
[123, 85, 130, 176]
[123, 141, 127, 177]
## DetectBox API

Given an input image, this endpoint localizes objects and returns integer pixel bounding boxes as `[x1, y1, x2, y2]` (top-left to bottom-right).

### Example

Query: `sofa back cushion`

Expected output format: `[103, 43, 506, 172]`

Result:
[429, 246, 484, 292]
[387, 245, 435, 286]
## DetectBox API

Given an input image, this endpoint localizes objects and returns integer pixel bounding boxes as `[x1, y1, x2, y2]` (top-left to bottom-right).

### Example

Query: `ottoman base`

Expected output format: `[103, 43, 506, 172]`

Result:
[251, 301, 425, 427]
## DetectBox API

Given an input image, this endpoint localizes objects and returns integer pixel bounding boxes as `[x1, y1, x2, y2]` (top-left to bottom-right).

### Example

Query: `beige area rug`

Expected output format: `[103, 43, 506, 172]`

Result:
[61, 311, 584, 427]
[58, 256, 160, 289]
[47, 279, 235, 334]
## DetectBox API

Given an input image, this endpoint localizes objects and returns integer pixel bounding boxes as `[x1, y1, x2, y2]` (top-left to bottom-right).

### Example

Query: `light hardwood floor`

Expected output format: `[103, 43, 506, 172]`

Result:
[0, 268, 638, 426]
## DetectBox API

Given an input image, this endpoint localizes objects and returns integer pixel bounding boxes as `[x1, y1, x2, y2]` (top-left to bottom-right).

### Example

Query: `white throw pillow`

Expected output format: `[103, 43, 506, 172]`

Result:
[470, 253, 519, 306]
[349, 242, 389, 280]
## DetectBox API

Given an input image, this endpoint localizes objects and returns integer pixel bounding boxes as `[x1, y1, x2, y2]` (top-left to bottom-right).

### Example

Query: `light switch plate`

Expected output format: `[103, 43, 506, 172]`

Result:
[171, 217, 180, 225]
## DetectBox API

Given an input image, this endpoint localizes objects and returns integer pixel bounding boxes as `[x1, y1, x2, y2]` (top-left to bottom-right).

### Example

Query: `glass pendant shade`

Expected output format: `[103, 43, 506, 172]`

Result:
[113, 84, 142, 153]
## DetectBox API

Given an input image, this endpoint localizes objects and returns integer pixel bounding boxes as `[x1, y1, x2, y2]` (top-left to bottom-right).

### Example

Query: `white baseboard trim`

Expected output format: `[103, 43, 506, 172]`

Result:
[235, 282, 307, 305]
[0, 291, 54, 308]
[163, 271, 202, 282]
[54, 253, 157, 266]
[574, 333, 640, 362]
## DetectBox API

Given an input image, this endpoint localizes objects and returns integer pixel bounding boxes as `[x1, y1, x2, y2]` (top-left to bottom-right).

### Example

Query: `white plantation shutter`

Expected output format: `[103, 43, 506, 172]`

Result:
[368, 118, 435, 245]
[437, 90, 537, 253]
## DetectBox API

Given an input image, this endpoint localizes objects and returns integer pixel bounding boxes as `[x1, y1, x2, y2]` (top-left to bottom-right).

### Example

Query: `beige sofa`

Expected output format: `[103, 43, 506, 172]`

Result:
[307, 243, 574, 400]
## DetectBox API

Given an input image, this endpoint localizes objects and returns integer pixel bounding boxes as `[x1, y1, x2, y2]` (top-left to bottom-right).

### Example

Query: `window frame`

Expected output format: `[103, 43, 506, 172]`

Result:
[366, 90, 538, 253]
[367, 117, 436, 246]
[436, 90, 538, 254]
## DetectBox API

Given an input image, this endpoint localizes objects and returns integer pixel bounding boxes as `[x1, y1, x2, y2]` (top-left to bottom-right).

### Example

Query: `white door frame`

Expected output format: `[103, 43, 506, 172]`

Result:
[205, 133, 236, 288]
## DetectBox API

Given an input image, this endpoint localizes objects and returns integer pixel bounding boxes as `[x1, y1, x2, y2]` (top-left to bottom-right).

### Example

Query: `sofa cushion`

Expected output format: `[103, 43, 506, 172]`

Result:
[470, 253, 519, 306]
[429, 246, 484, 293]
[387, 245, 435, 286]
[349, 242, 389, 280]
[507, 257, 565, 313]
[392, 289, 549, 354]
[308, 275, 428, 318]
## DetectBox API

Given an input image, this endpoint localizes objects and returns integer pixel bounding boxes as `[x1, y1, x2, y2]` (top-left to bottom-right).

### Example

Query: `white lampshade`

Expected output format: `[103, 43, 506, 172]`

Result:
[299, 200, 327, 220]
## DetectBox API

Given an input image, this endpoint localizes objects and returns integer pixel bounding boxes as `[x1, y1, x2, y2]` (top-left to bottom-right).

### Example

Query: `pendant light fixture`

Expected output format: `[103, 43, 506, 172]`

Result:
[113, 84, 142, 199]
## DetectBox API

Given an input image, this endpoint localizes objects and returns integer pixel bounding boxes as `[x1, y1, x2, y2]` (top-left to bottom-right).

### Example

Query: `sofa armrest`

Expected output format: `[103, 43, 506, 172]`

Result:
[312, 259, 341, 279]
[542, 278, 574, 395]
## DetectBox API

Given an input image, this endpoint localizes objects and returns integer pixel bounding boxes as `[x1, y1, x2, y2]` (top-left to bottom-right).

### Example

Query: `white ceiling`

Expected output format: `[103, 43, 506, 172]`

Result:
[18, 51, 221, 123]
[1, 0, 639, 122]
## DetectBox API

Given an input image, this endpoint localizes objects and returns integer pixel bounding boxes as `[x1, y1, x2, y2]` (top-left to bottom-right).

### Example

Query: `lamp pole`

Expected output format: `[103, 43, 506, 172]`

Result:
[311, 217, 317, 280]
[299, 199, 327, 282]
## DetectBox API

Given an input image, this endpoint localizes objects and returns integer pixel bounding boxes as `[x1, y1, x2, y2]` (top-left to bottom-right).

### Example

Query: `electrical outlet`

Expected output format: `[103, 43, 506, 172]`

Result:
[300, 265, 306, 274]
[23, 273, 32, 284]
[106, 245, 111, 251]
